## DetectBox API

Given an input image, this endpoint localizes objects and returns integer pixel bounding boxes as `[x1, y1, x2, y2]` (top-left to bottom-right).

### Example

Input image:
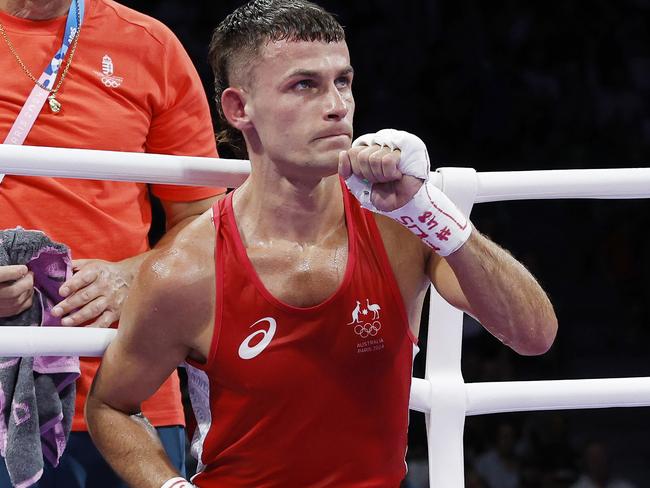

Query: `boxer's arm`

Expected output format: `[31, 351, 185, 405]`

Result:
[427, 230, 557, 355]
[341, 130, 557, 355]
[86, 243, 209, 488]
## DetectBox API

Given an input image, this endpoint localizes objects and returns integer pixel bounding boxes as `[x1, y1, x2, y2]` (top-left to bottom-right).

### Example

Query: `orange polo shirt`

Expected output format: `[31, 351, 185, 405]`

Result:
[0, 0, 225, 430]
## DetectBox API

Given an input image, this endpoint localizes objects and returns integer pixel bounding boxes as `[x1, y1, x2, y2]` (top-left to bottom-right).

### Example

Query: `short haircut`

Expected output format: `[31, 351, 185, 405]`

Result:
[208, 0, 345, 157]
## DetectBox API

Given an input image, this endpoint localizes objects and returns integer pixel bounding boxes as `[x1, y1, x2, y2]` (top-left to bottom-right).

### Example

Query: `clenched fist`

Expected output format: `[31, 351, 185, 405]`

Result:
[338, 143, 423, 212]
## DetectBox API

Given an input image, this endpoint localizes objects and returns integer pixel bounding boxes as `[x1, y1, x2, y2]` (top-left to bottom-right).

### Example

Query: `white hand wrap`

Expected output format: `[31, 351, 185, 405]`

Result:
[345, 129, 472, 256]
[161, 477, 195, 488]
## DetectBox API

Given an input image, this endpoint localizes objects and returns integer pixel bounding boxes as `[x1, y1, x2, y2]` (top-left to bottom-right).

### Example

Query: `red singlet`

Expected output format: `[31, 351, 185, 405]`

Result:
[186, 186, 417, 487]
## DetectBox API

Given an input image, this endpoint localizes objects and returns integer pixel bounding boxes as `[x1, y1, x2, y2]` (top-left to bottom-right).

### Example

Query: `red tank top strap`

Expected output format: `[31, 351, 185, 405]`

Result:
[203, 194, 231, 366]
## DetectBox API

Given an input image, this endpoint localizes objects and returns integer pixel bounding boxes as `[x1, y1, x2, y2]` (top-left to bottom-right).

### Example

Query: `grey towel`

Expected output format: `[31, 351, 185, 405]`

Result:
[0, 228, 80, 488]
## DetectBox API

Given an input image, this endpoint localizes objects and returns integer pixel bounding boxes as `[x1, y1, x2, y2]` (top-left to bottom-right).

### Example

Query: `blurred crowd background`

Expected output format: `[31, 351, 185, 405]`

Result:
[122, 1, 650, 486]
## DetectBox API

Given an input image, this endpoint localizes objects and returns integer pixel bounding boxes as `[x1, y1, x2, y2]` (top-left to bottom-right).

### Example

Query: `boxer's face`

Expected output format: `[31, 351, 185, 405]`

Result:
[243, 39, 355, 177]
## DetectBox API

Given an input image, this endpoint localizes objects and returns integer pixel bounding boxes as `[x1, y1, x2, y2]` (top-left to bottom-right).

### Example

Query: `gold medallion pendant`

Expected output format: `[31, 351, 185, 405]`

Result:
[48, 95, 62, 114]
[0, 1, 81, 116]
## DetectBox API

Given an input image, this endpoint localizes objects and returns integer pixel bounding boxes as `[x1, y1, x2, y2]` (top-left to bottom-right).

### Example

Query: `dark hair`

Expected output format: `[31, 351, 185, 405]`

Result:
[208, 0, 345, 157]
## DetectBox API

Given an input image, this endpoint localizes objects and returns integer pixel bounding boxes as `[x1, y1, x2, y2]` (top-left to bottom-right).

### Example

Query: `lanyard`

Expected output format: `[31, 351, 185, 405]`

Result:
[1, 0, 85, 183]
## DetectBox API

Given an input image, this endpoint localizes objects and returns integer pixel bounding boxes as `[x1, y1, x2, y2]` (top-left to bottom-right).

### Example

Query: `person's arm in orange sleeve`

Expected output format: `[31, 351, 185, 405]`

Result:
[51, 21, 227, 328]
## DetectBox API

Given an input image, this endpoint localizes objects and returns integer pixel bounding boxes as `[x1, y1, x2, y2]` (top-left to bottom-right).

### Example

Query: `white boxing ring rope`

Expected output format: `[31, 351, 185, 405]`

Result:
[0, 326, 115, 357]
[2, 144, 650, 200]
[2, 145, 650, 487]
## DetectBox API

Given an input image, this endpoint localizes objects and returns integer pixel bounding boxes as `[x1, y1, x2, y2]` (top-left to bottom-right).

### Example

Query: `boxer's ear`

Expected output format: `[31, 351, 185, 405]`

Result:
[221, 87, 252, 131]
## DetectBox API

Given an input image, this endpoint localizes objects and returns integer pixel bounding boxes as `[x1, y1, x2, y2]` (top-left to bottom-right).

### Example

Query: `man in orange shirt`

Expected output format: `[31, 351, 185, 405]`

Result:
[0, 0, 225, 486]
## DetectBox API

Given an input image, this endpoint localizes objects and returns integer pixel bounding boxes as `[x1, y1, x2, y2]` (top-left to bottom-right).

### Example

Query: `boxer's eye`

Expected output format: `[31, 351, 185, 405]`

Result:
[294, 79, 316, 90]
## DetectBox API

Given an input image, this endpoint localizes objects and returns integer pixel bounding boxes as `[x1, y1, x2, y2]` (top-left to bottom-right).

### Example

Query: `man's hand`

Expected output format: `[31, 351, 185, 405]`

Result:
[49, 196, 222, 329]
[341, 129, 471, 256]
[52, 259, 135, 327]
[338, 129, 430, 212]
[338, 144, 423, 211]
[0, 265, 34, 318]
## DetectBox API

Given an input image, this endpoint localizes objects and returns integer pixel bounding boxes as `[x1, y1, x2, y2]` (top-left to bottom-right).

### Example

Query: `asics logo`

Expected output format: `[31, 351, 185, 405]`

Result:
[238, 317, 277, 360]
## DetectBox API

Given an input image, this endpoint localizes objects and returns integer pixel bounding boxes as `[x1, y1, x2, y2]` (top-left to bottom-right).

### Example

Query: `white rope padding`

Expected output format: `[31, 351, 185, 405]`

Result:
[1, 145, 650, 200]
[0, 327, 115, 357]
[465, 377, 650, 414]
[0, 144, 250, 188]
[473, 167, 650, 202]
[410, 376, 650, 415]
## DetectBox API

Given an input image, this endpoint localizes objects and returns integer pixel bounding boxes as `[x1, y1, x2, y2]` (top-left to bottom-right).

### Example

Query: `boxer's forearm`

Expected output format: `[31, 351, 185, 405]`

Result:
[85, 397, 181, 488]
[445, 229, 557, 355]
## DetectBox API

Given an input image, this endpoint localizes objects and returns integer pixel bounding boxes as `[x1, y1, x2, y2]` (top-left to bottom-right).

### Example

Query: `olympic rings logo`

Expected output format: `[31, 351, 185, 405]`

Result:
[101, 76, 123, 88]
[354, 321, 381, 338]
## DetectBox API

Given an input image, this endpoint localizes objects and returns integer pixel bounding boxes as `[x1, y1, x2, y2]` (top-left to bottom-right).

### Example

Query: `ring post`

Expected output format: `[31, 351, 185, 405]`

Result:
[424, 168, 477, 487]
